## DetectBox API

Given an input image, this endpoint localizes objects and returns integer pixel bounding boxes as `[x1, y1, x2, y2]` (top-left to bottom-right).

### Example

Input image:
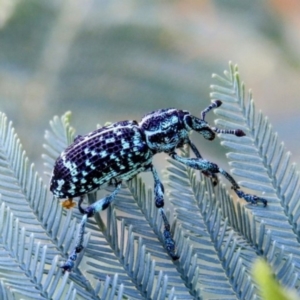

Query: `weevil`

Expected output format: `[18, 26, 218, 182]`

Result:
[50, 100, 267, 272]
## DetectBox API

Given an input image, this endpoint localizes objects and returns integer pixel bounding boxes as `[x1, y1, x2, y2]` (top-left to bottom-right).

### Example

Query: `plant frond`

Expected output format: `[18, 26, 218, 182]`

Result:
[0, 280, 14, 300]
[0, 200, 76, 299]
[166, 148, 260, 299]
[0, 112, 125, 299]
[1, 62, 298, 299]
[210, 62, 300, 290]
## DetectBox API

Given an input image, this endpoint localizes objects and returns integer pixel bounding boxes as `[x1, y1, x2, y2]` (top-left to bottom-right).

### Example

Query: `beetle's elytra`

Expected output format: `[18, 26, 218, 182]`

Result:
[50, 100, 267, 272]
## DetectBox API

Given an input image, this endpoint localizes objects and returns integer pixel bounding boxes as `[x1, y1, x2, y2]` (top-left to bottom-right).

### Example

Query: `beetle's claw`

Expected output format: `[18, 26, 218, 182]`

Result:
[233, 188, 267, 207]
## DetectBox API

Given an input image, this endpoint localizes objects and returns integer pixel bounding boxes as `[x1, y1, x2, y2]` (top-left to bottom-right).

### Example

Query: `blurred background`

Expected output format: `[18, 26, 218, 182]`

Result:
[0, 0, 299, 177]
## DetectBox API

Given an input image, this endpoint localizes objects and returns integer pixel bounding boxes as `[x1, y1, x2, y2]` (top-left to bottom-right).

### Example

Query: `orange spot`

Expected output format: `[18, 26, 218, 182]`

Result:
[61, 198, 76, 209]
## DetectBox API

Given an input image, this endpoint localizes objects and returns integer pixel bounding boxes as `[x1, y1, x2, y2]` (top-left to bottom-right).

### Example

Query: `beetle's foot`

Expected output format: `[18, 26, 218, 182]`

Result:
[233, 188, 267, 207]
[160, 208, 179, 260]
[61, 245, 84, 272]
[163, 228, 179, 260]
[61, 261, 73, 273]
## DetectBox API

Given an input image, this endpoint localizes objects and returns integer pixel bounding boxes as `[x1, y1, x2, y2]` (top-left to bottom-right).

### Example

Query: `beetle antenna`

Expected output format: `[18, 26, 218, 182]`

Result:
[201, 100, 222, 120]
[212, 127, 246, 137]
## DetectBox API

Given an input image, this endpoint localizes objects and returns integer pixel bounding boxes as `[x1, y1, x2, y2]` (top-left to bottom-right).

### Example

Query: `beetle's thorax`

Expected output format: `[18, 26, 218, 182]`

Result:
[139, 108, 192, 153]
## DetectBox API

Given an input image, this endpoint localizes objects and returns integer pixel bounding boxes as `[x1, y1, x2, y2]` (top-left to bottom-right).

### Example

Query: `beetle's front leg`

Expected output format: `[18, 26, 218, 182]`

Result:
[188, 140, 218, 186]
[61, 184, 122, 272]
[170, 152, 267, 207]
[151, 166, 179, 260]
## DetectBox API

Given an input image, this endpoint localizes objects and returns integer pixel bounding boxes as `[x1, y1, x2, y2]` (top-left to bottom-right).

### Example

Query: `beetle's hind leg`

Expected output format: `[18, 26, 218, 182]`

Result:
[61, 184, 122, 272]
[151, 166, 179, 260]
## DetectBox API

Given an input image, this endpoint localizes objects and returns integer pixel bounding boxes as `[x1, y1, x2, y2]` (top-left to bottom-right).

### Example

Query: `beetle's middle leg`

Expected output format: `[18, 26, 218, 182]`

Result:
[61, 184, 122, 272]
[170, 152, 267, 207]
[151, 166, 179, 260]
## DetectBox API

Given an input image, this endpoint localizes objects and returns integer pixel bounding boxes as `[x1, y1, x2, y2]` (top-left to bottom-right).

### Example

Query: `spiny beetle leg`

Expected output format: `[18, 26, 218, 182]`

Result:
[62, 185, 121, 272]
[170, 152, 239, 189]
[152, 166, 165, 208]
[233, 188, 268, 207]
[61, 214, 87, 272]
[160, 208, 179, 260]
[78, 195, 96, 218]
[151, 167, 178, 260]
[189, 140, 218, 186]
[78, 195, 86, 215]
[170, 152, 266, 206]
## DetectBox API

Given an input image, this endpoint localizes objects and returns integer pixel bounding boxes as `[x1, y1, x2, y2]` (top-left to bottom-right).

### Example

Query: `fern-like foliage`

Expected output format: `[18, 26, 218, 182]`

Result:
[0, 113, 124, 299]
[0, 63, 299, 299]
[211, 63, 300, 291]
[166, 63, 300, 299]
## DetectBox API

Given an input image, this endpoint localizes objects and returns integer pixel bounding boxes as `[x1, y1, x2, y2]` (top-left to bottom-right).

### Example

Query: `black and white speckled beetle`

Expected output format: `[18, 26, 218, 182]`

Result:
[50, 100, 267, 272]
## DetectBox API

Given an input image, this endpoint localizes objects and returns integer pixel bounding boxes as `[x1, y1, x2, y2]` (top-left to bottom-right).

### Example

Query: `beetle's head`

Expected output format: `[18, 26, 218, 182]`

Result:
[139, 107, 214, 153]
[139, 108, 193, 152]
[139, 101, 245, 153]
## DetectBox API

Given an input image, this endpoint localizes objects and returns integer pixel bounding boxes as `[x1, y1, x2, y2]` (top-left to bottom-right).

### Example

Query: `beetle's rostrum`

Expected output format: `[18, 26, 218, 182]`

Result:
[50, 100, 267, 272]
